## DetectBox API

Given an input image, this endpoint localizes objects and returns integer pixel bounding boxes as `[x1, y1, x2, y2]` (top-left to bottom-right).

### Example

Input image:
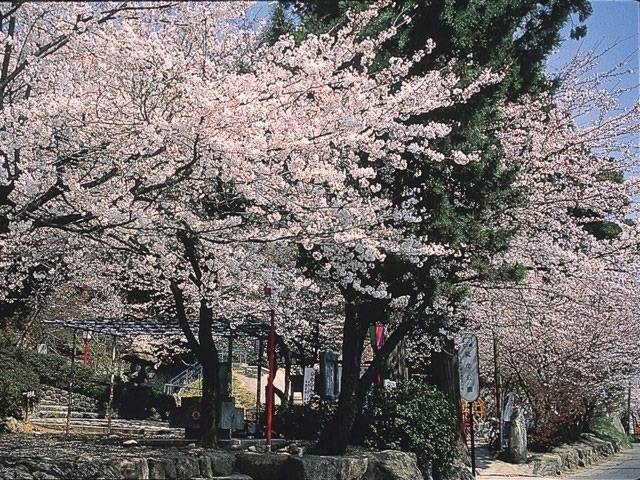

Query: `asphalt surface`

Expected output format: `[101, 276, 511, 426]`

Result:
[477, 444, 640, 480]
[567, 444, 640, 480]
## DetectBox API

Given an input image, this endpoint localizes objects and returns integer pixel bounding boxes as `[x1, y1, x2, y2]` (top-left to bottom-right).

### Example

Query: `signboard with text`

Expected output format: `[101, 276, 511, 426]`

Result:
[458, 333, 480, 402]
[302, 367, 316, 405]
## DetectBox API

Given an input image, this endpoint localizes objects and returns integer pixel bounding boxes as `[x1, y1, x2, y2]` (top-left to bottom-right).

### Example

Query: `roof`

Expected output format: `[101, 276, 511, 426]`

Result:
[42, 315, 270, 338]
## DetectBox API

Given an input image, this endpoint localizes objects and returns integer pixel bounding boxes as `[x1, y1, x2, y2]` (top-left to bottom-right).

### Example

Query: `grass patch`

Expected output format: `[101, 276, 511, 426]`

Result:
[590, 417, 631, 448]
[232, 369, 256, 410]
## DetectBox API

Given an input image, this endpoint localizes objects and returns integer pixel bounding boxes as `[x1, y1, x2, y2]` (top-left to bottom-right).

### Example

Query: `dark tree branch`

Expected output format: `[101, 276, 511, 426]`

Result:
[169, 279, 201, 359]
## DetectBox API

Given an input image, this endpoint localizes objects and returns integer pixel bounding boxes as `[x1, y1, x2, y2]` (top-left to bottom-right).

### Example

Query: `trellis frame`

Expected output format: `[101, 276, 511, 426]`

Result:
[42, 316, 270, 435]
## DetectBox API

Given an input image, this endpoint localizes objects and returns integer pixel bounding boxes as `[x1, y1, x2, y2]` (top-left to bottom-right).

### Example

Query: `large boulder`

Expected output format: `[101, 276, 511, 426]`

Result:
[235, 452, 290, 480]
[81, 458, 150, 479]
[202, 452, 237, 476]
[174, 457, 200, 479]
[358, 450, 424, 480]
[147, 457, 177, 479]
[0, 417, 19, 434]
[441, 457, 472, 480]
[532, 453, 562, 476]
[502, 408, 527, 464]
[284, 455, 368, 480]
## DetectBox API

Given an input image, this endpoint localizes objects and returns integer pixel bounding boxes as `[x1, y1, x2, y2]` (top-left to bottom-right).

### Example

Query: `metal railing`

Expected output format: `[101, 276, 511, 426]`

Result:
[164, 363, 203, 395]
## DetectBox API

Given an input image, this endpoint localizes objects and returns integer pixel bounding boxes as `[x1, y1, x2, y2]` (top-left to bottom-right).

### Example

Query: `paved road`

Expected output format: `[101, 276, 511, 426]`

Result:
[567, 444, 640, 480]
[477, 444, 640, 480]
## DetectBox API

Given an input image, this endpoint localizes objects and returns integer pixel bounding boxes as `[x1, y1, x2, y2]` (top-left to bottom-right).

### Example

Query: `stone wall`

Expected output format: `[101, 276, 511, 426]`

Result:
[0, 446, 424, 480]
[38, 385, 102, 413]
[34, 385, 104, 419]
[531, 433, 628, 476]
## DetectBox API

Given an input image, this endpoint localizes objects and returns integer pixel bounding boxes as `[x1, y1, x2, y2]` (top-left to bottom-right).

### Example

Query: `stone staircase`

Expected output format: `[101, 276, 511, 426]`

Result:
[35, 385, 102, 420]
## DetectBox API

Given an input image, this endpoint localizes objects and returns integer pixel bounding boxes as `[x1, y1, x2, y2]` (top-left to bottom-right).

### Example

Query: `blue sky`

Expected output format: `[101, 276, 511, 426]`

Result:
[547, 0, 639, 106]
[248, 1, 638, 107]
[548, 0, 638, 70]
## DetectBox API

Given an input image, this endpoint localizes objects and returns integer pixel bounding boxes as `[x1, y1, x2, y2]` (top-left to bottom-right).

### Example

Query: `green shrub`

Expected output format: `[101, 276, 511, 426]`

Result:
[0, 353, 40, 418]
[590, 417, 631, 449]
[361, 380, 458, 472]
[273, 398, 337, 440]
[22, 348, 110, 401]
[0, 341, 110, 402]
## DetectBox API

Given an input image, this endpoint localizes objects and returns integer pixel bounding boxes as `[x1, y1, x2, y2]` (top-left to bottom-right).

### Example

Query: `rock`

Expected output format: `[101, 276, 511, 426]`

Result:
[175, 457, 200, 479]
[248, 446, 257, 452]
[0, 417, 19, 433]
[32, 472, 57, 480]
[204, 452, 236, 476]
[3, 467, 33, 479]
[359, 450, 424, 480]
[211, 475, 253, 480]
[235, 452, 290, 480]
[187, 443, 197, 448]
[532, 453, 562, 476]
[122, 440, 138, 447]
[148, 457, 178, 480]
[284, 455, 368, 480]
[441, 457, 471, 480]
[199, 456, 213, 478]
[502, 408, 527, 464]
[556, 447, 580, 470]
[117, 459, 149, 480]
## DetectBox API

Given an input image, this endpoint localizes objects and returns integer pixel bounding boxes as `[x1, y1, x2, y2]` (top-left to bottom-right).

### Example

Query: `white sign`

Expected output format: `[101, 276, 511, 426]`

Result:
[302, 367, 316, 405]
[383, 379, 397, 390]
[458, 332, 480, 402]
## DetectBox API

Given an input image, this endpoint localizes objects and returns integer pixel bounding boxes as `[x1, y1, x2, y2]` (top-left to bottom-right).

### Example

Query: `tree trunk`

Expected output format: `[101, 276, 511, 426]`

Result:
[429, 338, 464, 480]
[430, 341, 462, 425]
[198, 300, 220, 448]
[352, 319, 413, 444]
[277, 336, 292, 408]
[384, 339, 409, 382]
[315, 301, 371, 455]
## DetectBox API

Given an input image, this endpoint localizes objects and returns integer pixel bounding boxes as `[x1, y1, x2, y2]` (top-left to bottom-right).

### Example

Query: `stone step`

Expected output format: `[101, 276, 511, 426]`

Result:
[210, 476, 253, 480]
[39, 400, 100, 411]
[30, 419, 180, 436]
[36, 410, 101, 419]
[39, 404, 100, 413]
[37, 403, 68, 410]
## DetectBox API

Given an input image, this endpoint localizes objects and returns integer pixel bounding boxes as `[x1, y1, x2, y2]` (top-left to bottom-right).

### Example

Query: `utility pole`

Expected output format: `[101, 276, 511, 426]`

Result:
[65, 329, 78, 436]
[493, 328, 503, 450]
[255, 338, 263, 436]
[627, 382, 632, 436]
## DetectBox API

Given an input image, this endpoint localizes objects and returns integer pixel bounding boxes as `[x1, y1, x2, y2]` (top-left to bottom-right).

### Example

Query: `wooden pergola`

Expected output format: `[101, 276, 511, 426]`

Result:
[42, 316, 270, 436]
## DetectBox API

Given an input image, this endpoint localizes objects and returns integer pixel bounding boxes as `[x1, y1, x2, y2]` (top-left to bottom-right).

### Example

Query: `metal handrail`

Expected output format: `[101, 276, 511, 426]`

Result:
[164, 363, 203, 394]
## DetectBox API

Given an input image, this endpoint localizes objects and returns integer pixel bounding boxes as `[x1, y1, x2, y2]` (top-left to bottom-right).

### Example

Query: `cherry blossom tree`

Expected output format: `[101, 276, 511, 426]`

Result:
[470, 50, 640, 445]
[0, 1, 502, 445]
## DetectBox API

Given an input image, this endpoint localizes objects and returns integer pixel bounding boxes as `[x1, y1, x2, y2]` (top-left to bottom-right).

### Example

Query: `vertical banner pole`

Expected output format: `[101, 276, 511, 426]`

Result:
[265, 287, 275, 452]
[469, 401, 476, 478]
[627, 383, 632, 436]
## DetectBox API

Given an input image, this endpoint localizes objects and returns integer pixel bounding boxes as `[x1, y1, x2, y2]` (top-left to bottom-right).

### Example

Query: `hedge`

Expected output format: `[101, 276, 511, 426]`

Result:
[0, 341, 110, 413]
